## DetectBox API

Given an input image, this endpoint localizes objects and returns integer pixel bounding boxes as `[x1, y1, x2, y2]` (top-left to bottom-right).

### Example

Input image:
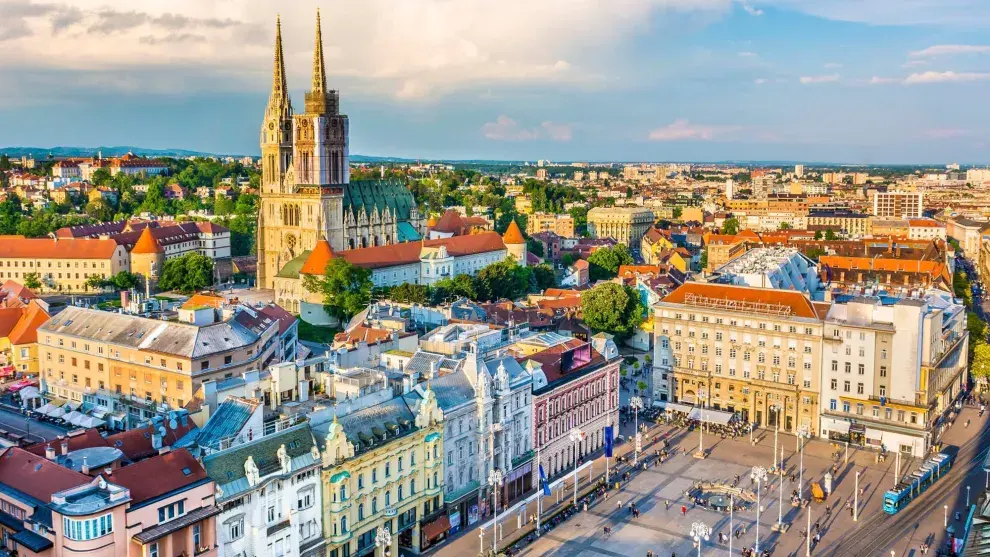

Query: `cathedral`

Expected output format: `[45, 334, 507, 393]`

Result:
[256, 12, 424, 290]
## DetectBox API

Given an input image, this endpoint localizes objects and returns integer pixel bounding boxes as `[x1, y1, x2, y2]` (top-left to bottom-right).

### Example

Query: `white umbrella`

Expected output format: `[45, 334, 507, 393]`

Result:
[81, 416, 106, 428]
[34, 403, 55, 416]
[48, 407, 66, 419]
[62, 410, 82, 425]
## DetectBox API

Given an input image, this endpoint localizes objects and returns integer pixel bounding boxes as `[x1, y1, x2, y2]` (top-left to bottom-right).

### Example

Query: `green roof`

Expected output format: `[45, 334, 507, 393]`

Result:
[202, 423, 317, 486]
[276, 250, 312, 279]
[397, 221, 422, 242]
[343, 180, 415, 221]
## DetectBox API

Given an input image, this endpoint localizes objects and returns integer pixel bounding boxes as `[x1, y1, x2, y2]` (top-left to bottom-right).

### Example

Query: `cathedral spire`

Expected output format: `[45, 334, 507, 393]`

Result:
[267, 15, 290, 113]
[311, 9, 328, 95]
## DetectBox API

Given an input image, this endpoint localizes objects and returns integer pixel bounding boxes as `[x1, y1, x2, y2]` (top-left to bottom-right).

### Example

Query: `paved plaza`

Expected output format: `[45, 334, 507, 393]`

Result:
[432, 395, 989, 557]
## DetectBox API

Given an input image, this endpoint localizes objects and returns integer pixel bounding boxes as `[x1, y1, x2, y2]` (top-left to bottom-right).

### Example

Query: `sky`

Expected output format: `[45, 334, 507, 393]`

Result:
[1, 0, 990, 164]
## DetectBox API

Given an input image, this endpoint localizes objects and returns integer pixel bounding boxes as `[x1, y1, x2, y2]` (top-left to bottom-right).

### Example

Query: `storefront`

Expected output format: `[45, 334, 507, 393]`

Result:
[821, 416, 850, 442]
[420, 515, 452, 551]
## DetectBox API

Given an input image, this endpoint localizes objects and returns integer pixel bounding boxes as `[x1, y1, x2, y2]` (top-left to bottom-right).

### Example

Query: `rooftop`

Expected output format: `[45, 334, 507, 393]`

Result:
[108, 448, 208, 506]
[661, 282, 820, 320]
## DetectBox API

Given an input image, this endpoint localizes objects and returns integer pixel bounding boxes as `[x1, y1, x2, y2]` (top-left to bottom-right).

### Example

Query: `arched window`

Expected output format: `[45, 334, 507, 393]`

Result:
[358, 503, 365, 521]
[341, 517, 347, 534]
[372, 497, 378, 513]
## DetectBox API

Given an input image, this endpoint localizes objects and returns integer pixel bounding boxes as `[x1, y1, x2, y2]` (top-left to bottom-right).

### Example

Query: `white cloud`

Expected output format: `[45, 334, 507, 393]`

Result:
[922, 128, 971, 139]
[754, 78, 768, 84]
[758, 0, 990, 26]
[799, 74, 840, 84]
[647, 119, 741, 141]
[824, 62, 842, 68]
[738, 51, 758, 57]
[481, 115, 572, 141]
[910, 45, 990, 57]
[0, 0, 736, 101]
[869, 76, 898, 84]
[904, 71, 990, 84]
[739, 2, 764, 16]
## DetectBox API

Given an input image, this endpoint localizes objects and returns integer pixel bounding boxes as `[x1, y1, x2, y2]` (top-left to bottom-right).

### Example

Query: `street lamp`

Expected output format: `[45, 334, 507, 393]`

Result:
[774, 449, 787, 532]
[569, 428, 585, 506]
[488, 468, 504, 555]
[797, 426, 810, 500]
[374, 525, 392, 557]
[854, 470, 860, 522]
[630, 396, 643, 465]
[944, 504, 949, 528]
[697, 388, 708, 458]
[752, 465, 768, 553]
[690, 521, 712, 557]
[770, 404, 780, 471]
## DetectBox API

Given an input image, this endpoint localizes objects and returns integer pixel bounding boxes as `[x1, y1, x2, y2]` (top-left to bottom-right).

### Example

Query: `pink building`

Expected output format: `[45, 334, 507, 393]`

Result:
[0, 447, 218, 557]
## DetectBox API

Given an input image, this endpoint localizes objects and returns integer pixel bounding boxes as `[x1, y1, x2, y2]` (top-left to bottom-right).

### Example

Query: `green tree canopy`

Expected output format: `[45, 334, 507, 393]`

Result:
[472, 258, 531, 302]
[389, 283, 429, 305]
[722, 217, 740, 235]
[527, 238, 545, 258]
[158, 252, 215, 293]
[302, 258, 373, 321]
[581, 282, 645, 339]
[586, 244, 634, 281]
[531, 263, 556, 291]
[23, 272, 41, 290]
[824, 228, 838, 241]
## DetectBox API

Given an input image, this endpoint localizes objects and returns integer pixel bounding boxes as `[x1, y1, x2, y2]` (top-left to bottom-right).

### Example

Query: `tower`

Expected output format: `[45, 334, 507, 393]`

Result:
[260, 16, 293, 195]
[130, 227, 165, 292]
[503, 220, 528, 267]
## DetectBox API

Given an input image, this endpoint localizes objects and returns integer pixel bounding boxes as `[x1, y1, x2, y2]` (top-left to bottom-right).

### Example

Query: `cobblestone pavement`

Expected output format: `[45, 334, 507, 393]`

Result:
[432, 400, 988, 557]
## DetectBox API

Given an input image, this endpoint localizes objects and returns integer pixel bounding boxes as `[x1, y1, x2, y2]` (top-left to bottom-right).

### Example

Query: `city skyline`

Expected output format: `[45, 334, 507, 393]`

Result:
[2, 0, 990, 163]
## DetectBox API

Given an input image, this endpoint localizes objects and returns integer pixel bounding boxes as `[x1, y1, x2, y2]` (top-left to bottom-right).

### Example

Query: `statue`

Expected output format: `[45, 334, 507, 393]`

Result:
[277, 443, 291, 474]
[244, 455, 261, 487]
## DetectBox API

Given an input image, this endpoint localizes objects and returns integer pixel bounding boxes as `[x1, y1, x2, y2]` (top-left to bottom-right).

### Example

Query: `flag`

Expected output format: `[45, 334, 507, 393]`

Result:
[604, 426, 614, 458]
[539, 465, 551, 496]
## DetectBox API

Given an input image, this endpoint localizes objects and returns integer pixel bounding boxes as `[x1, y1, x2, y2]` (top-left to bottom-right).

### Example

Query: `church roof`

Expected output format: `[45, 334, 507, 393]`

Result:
[342, 180, 415, 221]
[131, 226, 164, 254]
[300, 239, 334, 275]
[397, 222, 422, 242]
[503, 220, 525, 244]
[433, 209, 466, 234]
[276, 250, 312, 279]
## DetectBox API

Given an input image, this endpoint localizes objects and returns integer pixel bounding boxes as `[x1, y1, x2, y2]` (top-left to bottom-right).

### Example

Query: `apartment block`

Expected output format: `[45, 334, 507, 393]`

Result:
[872, 191, 923, 219]
[526, 212, 576, 238]
[0, 237, 129, 293]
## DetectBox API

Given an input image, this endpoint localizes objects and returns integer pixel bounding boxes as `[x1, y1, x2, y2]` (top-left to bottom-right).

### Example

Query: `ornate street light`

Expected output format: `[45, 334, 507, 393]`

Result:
[630, 396, 643, 465]
[488, 468, 504, 555]
[690, 521, 712, 557]
[568, 427, 585, 505]
[751, 465, 768, 553]
[374, 524, 392, 557]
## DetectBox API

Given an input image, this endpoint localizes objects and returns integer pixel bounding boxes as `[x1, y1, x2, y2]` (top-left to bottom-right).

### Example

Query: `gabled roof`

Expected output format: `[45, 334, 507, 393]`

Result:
[104, 419, 197, 462]
[432, 209, 467, 234]
[176, 397, 260, 451]
[322, 232, 506, 271]
[342, 180, 415, 221]
[0, 447, 90, 503]
[0, 236, 120, 259]
[203, 424, 316, 494]
[109, 449, 208, 506]
[24, 428, 110, 458]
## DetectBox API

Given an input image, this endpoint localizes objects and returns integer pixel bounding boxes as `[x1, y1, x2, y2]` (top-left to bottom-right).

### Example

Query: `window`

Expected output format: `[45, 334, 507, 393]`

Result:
[63, 513, 113, 541]
[297, 487, 315, 510]
[879, 385, 886, 397]
[829, 399, 837, 411]
[157, 500, 185, 524]
[831, 360, 838, 372]
[857, 383, 864, 394]
[879, 366, 887, 378]
[844, 362, 851, 373]
[193, 524, 201, 548]
[858, 364, 865, 375]
[227, 517, 244, 541]
[843, 402, 850, 413]
[150, 543, 159, 557]
[843, 381, 850, 393]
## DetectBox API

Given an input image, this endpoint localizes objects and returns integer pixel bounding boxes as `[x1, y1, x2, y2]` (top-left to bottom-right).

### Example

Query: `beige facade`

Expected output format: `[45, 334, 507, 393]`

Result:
[0, 238, 129, 293]
[526, 212, 575, 237]
[38, 307, 278, 411]
[653, 283, 824, 435]
[587, 206, 655, 247]
[806, 213, 872, 237]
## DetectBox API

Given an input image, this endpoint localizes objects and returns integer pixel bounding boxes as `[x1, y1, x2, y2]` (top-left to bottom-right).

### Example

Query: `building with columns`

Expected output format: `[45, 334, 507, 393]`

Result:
[653, 282, 825, 435]
[587, 206, 655, 247]
[256, 13, 423, 290]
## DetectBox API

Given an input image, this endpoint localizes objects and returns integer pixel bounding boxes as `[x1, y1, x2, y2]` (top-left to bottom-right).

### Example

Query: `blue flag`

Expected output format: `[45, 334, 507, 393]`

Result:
[539, 465, 551, 496]
[604, 426, 614, 458]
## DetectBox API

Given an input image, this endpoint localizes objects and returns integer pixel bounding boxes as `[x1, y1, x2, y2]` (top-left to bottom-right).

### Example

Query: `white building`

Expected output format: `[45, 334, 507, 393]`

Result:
[713, 247, 820, 294]
[204, 422, 326, 557]
[872, 191, 923, 219]
[818, 290, 968, 457]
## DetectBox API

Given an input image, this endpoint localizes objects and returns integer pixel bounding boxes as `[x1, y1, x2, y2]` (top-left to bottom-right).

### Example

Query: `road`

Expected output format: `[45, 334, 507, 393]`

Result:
[0, 405, 66, 444]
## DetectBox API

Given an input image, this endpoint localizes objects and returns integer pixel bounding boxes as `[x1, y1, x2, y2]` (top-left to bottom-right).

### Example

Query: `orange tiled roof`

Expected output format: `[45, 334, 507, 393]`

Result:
[334, 325, 393, 346]
[300, 239, 334, 275]
[542, 288, 583, 298]
[8, 300, 50, 345]
[503, 221, 525, 244]
[0, 236, 119, 259]
[130, 226, 164, 254]
[819, 255, 950, 276]
[433, 209, 467, 234]
[618, 265, 662, 278]
[663, 282, 819, 319]
[908, 219, 943, 228]
[328, 232, 506, 271]
[181, 293, 226, 310]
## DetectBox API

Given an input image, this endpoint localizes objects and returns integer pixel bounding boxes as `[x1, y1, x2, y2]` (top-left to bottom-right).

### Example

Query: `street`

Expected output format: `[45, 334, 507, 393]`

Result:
[0, 405, 66, 444]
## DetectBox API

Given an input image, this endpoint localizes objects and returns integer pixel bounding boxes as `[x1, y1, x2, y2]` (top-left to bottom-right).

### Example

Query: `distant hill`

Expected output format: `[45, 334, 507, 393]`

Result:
[0, 146, 228, 159]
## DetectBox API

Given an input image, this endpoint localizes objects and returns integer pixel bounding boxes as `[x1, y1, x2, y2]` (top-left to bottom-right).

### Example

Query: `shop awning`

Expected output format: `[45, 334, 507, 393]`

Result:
[822, 418, 850, 434]
[687, 407, 735, 425]
[422, 516, 451, 540]
[664, 402, 695, 414]
[34, 403, 56, 416]
[48, 407, 66, 419]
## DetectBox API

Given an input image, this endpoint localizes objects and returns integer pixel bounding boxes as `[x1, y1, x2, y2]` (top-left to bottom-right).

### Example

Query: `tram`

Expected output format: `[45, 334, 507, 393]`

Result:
[882, 451, 953, 515]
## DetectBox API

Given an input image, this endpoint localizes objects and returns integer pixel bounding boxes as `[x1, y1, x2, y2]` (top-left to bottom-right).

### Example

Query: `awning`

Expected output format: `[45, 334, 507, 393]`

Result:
[19, 386, 41, 400]
[422, 516, 451, 540]
[64, 401, 81, 412]
[34, 403, 56, 416]
[48, 407, 66, 419]
[822, 418, 850, 434]
[664, 402, 695, 414]
[687, 407, 735, 425]
[79, 416, 106, 428]
[62, 411, 84, 425]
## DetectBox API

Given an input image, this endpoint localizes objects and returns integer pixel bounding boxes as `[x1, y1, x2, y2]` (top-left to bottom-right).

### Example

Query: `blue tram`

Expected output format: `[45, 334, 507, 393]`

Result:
[883, 451, 953, 514]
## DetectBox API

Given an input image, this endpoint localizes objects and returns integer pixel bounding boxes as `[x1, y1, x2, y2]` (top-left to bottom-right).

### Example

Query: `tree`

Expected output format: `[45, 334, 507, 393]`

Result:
[110, 271, 142, 290]
[779, 222, 792, 230]
[214, 195, 236, 216]
[636, 380, 648, 393]
[0, 154, 10, 171]
[580, 282, 646, 339]
[672, 207, 683, 220]
[85, 200, 114, 222]
[389, 283, 429, 304]
[527, 238, 545, 258]
[0, 194, 23, 235]
[91, 168, 111, 185]
[23, 272, 41, 290]
[561, 253, 577, 268]
[158, 252, 215, 293]
[824, 228, 838, 241]
[85, 275, 107, 291]
[699, 248, 708, 270]
[139, 181, 170, 215]
[531, 263, 556, 291]
[814, 230, 823, 240]
[972, 342, 990, 392]
[722, 217, 740, 235]
[586, 244, 634, 282]
[302, 258, 373, 321]
[472, 259, 531, 302]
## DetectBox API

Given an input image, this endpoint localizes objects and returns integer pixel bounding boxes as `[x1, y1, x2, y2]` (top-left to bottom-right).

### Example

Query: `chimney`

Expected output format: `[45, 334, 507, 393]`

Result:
[151, 430, 162, 451]
[81, 456, 90, 475]
[60, 438, 68, 456]
[45, 444, 55, 461]
[104, 467, 113, 476]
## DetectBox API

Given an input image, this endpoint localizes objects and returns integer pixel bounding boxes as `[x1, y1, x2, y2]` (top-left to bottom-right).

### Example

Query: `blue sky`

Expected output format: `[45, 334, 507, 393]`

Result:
[1, 0, 989, 163]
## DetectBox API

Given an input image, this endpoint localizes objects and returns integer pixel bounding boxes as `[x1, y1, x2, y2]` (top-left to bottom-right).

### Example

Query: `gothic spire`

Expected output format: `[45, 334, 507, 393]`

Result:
[268, 15, 289, 111]
[311, 9, 328, 95]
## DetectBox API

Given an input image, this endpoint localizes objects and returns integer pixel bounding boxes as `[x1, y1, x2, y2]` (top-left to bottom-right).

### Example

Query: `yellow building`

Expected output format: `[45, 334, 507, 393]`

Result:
[806, 211, 872, 238]
[641, 228, 675, 265]
[587, 206, 655, 246]
[0, 236, 129, 293]
[702, 234, 750, 272]
[37, 306, 278, 419]
[0, 299, 50, 375]
[527, 212, 575, 237]
[653, 282, 824, 434]
[315, 384, 446, 556]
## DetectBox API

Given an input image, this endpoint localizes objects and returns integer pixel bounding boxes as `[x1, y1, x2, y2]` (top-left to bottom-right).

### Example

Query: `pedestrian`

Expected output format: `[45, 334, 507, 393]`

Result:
[583, 502, 588, 512]
[681, 505, 687, 516]
[618, 500, 623, 511]
[665, 499, 670, 511]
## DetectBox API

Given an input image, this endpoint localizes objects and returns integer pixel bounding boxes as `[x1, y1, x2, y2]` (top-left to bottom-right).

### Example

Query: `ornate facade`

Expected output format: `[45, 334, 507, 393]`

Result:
[257, 13, 422, 290]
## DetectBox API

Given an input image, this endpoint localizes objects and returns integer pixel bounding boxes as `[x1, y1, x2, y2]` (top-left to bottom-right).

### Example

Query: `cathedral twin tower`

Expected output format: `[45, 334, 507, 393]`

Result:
[257, 12, 421, 291]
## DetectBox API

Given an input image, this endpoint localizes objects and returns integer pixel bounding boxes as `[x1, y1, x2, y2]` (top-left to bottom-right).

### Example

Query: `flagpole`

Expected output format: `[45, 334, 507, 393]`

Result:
[536, 444, 542, 535]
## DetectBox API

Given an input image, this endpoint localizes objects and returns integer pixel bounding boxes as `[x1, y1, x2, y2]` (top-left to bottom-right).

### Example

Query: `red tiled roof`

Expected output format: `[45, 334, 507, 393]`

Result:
[618, 265, 663, 278]
[663, 282, 819, 319]
[25, 428, 110, 458]
[329, 232, 506, 270]
[518, 339, 604, 384]
[109, 448, 207, 505]
[0, 447, 90, 501]
[7, 300, 50, 345]
[503, 221, 525, 244]
[0, 236, 120, 259]
[181, 293, 226, 310]
[0, 280, 39, 307]
[432, 209, 466, 234]
[300, 239, 334, 275]
[233, 303, 297, 336]
[104, 422, 196, 462]
[542, 288, 582, 298]
[334, 325, 393, 346]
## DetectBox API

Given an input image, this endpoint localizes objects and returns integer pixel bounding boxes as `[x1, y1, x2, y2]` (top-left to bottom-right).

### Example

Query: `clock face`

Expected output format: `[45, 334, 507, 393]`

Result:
[268, 122, 275, 130]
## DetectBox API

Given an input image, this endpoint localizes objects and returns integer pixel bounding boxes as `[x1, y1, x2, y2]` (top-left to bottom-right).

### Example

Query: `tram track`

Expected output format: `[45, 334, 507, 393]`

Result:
[823, 424, 990, 556]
